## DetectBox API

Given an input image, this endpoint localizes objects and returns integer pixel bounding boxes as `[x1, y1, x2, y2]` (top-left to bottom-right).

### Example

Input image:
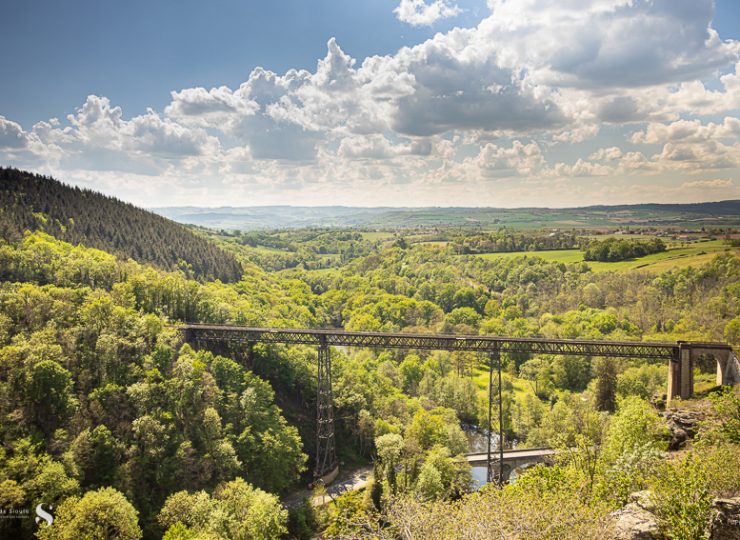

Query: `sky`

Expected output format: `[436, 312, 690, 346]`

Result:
[1, 0, 740, 208]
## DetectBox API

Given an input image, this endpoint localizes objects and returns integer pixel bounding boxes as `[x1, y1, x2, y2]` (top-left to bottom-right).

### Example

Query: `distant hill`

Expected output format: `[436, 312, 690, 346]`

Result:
[0, 168, 242, 282]
[152, 200, 740, 230]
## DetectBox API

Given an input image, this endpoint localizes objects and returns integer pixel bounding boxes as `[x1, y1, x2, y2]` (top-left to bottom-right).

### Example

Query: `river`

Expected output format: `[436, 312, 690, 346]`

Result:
[463, 424, 519, 489]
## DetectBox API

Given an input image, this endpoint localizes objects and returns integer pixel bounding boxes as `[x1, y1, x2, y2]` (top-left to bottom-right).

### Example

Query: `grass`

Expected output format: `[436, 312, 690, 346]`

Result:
[471, 365, 536, 402]
[694, 372, 718, 394]
[473, 240, 738, 273]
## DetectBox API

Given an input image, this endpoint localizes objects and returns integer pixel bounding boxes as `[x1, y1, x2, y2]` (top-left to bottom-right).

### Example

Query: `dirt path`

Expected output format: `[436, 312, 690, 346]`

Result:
[282, 466, 373, 508]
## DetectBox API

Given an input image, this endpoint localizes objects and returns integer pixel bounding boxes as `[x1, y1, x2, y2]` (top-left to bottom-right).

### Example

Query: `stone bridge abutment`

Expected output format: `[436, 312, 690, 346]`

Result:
[667, 343, 739, 401]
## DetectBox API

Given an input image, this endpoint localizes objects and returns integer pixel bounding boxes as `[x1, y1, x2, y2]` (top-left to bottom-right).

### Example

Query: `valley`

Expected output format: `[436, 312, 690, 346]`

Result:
[0, 170, 738, 539]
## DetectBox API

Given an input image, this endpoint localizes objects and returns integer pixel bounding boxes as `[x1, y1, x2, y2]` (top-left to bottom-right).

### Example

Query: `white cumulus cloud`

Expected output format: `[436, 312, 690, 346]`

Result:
[0, 116, 30, 149]
[482, 0, 739, 89]
[394, 0, 461, 26]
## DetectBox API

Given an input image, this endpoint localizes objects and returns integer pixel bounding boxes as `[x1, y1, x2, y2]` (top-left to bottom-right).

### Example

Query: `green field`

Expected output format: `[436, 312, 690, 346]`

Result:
[474, 239, 738, 272]
[472, 365, 536, 401]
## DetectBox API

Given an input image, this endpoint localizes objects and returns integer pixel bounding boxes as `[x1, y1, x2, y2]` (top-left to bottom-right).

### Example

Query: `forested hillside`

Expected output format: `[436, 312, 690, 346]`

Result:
[0, 168, 242, 282]
[0, 233, 313, 539]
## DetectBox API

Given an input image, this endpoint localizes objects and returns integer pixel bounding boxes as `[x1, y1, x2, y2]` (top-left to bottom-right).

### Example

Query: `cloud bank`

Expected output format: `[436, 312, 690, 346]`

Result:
[1, 0, 739, 207]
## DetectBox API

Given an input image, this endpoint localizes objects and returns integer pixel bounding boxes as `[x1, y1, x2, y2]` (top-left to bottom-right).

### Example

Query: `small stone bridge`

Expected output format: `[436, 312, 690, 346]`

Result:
[465, 448, 557, 482]
[180, 324, 738, 482]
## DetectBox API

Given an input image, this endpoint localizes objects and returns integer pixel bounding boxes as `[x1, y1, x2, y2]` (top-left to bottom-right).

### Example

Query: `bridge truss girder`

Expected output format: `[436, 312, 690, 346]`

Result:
[181, 324, 704, 358]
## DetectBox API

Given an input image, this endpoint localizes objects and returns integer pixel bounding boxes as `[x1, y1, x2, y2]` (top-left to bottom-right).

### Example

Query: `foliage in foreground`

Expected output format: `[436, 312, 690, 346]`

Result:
[36, 487, 142, 540]
[158, 478, 287, 540]
[322, 390, 740, 540]
[387, 487, 614, 540]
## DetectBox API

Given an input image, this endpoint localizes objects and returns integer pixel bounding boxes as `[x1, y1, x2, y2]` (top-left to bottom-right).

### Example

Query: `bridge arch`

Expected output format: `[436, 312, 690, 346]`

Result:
[667, 343, 740, 400]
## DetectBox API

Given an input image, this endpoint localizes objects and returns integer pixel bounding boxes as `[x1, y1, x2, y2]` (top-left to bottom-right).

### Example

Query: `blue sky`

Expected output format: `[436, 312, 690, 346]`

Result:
[0, 0, 490, 126]
[1, 0, 740, 207]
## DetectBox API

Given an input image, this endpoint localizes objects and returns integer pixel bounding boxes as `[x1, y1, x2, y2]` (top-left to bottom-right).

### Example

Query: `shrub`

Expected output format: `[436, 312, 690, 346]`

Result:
[705, 387, 740, 443]
[386, 486, 613, 540]
[650, 454, 711, 540]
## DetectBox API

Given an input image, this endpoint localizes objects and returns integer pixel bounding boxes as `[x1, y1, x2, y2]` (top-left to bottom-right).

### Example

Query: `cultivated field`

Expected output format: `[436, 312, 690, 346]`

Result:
[474, 239, 738, 273]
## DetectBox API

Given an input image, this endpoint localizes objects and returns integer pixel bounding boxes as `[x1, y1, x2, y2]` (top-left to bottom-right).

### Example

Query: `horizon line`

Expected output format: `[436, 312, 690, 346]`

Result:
[148, 199, 740, 211]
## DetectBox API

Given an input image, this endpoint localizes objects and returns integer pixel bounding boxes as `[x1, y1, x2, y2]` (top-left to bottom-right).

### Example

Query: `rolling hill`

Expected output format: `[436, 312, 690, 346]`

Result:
[152, 200, 740, 230]
[0, 168, 242, 282]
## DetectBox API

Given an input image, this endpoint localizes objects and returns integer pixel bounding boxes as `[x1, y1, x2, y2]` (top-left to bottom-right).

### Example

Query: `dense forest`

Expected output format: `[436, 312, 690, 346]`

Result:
[0, 176, 738, 538]
[0, 169, 242, 282]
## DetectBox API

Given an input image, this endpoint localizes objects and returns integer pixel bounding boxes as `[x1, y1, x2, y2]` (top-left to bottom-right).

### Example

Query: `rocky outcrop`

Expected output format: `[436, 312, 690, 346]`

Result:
[612, 492, 740, 540]
[611, 491, 663, 540]
[708, 497, 740, 540]
[660, 410, 704, 451]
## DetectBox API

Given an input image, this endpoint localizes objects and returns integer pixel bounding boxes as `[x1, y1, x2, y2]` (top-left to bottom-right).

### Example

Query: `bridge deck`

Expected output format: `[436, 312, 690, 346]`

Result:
[464, 448, 557, 464]
[181, 323, 732, 358]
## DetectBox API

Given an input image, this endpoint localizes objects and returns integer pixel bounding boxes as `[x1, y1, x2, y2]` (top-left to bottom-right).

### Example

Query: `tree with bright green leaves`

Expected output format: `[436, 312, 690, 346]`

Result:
[551, 355, 592, 393]
[399, 354, 423, 395]
[375, 433, 404, 495]
[158, 478, 287, 540]
[616, 364, 666, 400]
[405, 409, 451, 453]
[724, 317, 740, 345]
[230, 372, 306, 493]
[37, 487, 141, 540]
[443, 307, 482, 333]
[604, 396, 669, 461]
[427, 374, 479, 424]
[581, 283, 604, 308]
[650, 454, 712, 540]
[419, 445, 471, 499]
[598, 396, 669, 505]
[23, 460, 79, 509]
[414, 461, 444, 501]
[528, 393, 608, 495]
[519, 357, 556, 398]
[157, 490, 216, 532]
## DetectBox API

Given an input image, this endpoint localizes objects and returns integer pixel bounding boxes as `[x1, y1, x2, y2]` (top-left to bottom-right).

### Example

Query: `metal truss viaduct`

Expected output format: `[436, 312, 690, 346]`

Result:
[179, 324, 734, 483]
